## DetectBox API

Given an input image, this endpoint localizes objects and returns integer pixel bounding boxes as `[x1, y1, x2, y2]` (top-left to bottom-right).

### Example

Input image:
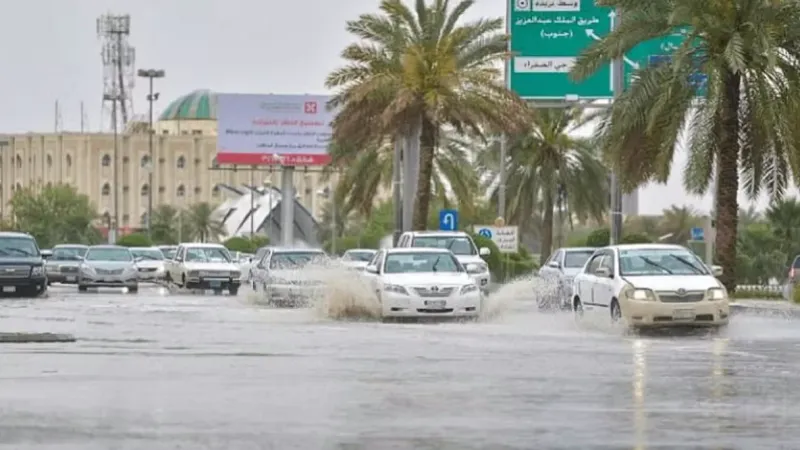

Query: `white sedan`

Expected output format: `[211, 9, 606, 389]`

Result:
[572, 244, 729, 329]
[362, 248, 482, 319]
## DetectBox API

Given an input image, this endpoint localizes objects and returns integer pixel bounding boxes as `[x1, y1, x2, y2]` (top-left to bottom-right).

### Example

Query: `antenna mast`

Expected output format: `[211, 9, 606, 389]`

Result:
[97, 13, 136, 131]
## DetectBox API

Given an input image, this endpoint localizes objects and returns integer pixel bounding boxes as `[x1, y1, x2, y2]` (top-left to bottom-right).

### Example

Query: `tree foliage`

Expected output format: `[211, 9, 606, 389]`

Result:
[9, 184, 102, 248]
[223, 236, 269, 253]
[116, 232, 153, 247]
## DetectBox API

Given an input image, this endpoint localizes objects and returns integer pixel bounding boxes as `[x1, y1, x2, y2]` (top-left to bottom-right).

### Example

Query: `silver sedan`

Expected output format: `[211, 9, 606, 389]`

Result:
[78, 245, 139, 293]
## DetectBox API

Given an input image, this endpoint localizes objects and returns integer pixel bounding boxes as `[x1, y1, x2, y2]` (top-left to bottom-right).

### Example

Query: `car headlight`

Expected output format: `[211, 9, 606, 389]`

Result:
[624, 287, 656, 301]
[188, 271, 200, 278]
[465, 263, 488, 274]
[30, 266, 44, 276]
[707, 287, 726, 301]
[460, 284, 478, 294]
[384, 284, 408, 295]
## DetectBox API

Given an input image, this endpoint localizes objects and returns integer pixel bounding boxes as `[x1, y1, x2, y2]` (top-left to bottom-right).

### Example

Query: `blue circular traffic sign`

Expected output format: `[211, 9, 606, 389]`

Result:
[478, 228, 492, 238]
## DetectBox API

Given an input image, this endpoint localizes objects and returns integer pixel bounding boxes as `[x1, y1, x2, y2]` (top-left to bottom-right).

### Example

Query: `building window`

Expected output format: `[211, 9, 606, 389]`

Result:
[102, 211, 111, 225]
[122, 214, 130, 225]
[123, 185, 129, 192]
[14, 183, 21, 191]
[159, 186, 165, 193]
[176, 156, 186, 169]
[123, 156, 129, 164]
[140, 184, 149, 196]
[65, 154, 72, 168]
[15, 155, 21, 169]
[141, 155, 150, 168]
[102, 183, 110, 196]
[211, 157, 218, 168]
[176, 185, 185, 197]
[212, 185, 220, 196]
[192, 130, 202, 135]
[101, 154, 111, 166]
[140, 212, 148, 227]
[46, 154, 52, 167]
[194, 186, 201, 195]
[46, 182, 52, 188]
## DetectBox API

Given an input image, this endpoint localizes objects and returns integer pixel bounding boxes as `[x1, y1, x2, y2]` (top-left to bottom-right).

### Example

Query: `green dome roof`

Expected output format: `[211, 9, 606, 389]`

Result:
[158, 89, 216, 121]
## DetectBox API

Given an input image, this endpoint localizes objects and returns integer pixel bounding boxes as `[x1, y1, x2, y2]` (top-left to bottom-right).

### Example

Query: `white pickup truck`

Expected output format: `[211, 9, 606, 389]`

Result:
[165, 243, 242, 295]
[395, 231, 491, 292]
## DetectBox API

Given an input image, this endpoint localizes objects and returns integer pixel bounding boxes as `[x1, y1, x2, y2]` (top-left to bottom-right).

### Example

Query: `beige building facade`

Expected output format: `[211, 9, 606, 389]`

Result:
[0, 90, 337, 228]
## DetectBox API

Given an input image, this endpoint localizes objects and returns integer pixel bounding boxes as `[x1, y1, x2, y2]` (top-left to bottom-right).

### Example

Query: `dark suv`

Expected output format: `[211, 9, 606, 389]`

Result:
[0, 232, 47, 297]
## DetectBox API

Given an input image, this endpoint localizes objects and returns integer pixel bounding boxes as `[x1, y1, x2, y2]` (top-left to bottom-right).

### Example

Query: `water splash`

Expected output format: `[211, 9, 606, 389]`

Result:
[479, 275, 562, 322]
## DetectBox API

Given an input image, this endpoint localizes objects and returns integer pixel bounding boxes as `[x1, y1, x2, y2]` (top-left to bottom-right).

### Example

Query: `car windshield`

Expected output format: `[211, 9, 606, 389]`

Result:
[130, 248, 165, 260]
[85, 247, 133, 262]
[52, 246, 87, 260]
[410, 236, 476, 255]
[0, 237, 39, 257]
[185, 247, 231, 263]
[619, 248, 709, 276]
[384, 252, 462, 274]
[564, 250, 595, 268]
[160, 247, 177, 259]
[270, 252, 326, 269]
[343, 251, 376, 262]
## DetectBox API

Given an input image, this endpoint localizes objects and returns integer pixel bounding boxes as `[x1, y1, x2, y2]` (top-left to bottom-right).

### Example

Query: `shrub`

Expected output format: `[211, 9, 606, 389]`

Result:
[585, 228, 653, 246]
[223, 236, 270, 253]
[116, 232, 152, 247]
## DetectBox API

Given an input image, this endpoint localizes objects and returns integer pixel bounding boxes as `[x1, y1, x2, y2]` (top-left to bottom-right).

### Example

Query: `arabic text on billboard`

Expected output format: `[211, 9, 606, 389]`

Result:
[216, 93, 334, 165]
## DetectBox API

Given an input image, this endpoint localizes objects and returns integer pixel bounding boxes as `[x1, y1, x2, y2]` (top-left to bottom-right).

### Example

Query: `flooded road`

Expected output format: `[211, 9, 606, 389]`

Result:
[0, 284, 798, 449]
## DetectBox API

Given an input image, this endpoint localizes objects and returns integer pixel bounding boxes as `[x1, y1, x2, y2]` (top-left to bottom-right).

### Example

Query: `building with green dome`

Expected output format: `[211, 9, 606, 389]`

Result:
[154, 89, 219, 136]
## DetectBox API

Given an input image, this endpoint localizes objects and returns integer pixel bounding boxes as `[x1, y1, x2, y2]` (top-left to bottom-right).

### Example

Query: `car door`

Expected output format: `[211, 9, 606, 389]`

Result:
[253, 250, 272, 285]
[169, 246, 184, 280]
[539, 249, 563, 279]
[364, 250, 385, 293]
[578, 253, 604, 310]
[591, 250, 616, 309]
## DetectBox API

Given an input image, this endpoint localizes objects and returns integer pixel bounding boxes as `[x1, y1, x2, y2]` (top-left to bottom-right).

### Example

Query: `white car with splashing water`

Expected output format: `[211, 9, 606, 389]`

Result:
[362, 247, 482, 319]
[572, 244, 729, 329]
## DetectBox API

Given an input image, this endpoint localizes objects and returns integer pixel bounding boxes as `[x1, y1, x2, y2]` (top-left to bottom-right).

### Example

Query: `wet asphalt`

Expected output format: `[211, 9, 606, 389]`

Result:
[0, 284, 798, 449]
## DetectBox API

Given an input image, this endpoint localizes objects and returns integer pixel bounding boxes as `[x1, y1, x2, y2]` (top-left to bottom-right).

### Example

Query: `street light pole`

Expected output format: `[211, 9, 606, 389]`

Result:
[103, 93, 121, 243]
[137, 69, 165, 238]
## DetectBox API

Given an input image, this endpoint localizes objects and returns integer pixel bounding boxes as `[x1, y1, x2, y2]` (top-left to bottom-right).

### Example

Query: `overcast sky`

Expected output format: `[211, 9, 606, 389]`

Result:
[1, 0, 779, 215]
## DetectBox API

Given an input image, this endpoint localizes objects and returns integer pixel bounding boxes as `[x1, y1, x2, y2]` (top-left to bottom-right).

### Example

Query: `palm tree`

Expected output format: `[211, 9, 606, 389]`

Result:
[738, 206, 762, 231]
[150, 205, 180, 244]
[624, 215, 661, 240]
[327, 133, 480, 218]
[570, 0, 800, 291]
[184, 202, 224, 242]
[325, 0, 528, 230]
[478, 107, 609, 263]
[658, 205, 702, 244]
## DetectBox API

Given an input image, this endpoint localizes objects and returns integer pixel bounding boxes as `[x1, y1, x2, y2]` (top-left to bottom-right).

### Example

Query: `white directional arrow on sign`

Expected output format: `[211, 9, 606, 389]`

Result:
[585, 29, 640, 70]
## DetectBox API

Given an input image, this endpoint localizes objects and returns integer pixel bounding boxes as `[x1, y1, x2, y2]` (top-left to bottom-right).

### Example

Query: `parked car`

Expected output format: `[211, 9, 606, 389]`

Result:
[0, 231, 48, 297]
[45, 244, 89, 284]
[395, 231, 491, 293]
[245, 246, 274, 282]
[537, 247, 597, 310]
[572, 244, 729, 330]
[130, 247, 167, 281]
[165, 243, 241, 295]
[250, 247, 328, 306]
[158, 245, 178, 260]
[78, 245, 139, 293]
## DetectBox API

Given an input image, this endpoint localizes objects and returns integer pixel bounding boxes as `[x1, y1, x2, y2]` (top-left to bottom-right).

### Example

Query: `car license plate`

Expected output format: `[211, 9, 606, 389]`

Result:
[425, 300, 446, 309]
[210, 280, 222, 288]
[2, 286, 15, 293]
[66, 276, 76, 282]
[673, 309, 695, 320]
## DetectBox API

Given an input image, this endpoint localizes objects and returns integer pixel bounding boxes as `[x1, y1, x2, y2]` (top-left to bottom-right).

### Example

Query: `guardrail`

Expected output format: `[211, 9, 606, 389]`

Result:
[736, 284, 783, 294]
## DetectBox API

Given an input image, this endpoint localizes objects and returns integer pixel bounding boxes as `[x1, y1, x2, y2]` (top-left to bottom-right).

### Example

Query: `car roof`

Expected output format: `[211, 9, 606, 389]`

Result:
[88, 245, 129, 250]
[0, 231, 34, 239]
[561, 247, 597, 252]
[405, 231, 469, 236]
[180, 243, 226, 248]
[386, 247, 455, 254]
[53, 244, 89, 248]
[608, 243, 686, 251]
[344, 248, 377, 253]
[271, 247, 326, 253]
[129, 246, 162, 251]
[158, 245, 177, 248]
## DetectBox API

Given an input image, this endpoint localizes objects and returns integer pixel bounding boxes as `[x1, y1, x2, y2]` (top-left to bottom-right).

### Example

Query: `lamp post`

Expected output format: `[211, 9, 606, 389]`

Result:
[317, 186, 336, 254]
[102, 93, 122, 243]
[137, 69, 165, 238]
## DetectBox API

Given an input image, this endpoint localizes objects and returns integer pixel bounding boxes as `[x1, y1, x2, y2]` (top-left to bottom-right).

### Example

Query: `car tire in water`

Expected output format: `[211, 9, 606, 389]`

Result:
[128, 285, 139, 294]
[229, 285, 239, 296]
[610, 299, 622, 322]
[573, 297, 584, 322]
[78, 285, 88, 292]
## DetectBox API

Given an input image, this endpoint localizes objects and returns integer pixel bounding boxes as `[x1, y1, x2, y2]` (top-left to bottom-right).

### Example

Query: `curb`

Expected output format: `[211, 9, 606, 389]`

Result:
[730, 302, 800, 319]
[0, 332, 76, 343]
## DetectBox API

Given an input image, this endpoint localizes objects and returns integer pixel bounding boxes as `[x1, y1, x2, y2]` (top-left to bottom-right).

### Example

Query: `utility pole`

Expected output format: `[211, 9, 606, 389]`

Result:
[101, 93, 121, 243]
[609, 7, 624, 245]
[137, 69, 165, 239]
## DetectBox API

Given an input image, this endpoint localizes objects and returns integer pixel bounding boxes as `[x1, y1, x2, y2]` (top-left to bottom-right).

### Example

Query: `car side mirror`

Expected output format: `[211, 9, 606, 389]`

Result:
[711, 265, 723, 277]
[595, 267, 611, 278]
[41, 250, 52, 259]
[547, 261, 560, 269]
[479, 247, 491, 256]
[365, 266, 378, 274]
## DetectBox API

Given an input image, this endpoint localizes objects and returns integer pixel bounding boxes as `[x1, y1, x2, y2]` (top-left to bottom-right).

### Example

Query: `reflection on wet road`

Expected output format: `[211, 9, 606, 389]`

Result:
[1, 285, 799, 449]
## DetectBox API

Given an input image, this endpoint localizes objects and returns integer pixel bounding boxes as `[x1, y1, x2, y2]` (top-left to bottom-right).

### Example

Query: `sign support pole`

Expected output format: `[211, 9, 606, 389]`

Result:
[609, 6, 624, 245]
[392, 136, 403, 245]
[280, 166, 294, 246]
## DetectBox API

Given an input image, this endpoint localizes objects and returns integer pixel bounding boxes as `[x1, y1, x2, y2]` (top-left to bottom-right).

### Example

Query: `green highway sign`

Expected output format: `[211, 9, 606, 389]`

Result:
[508, 0, 694, 100]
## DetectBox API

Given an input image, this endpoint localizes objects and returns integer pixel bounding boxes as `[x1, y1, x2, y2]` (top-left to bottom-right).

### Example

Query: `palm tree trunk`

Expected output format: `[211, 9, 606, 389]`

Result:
[540, 193, 554, 266]
[412, 118, 436, 230]
[715, 71, 741, 293]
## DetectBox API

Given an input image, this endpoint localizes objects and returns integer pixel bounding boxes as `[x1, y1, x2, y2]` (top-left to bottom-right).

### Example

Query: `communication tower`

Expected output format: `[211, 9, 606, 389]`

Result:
[97, 13, 136, 131]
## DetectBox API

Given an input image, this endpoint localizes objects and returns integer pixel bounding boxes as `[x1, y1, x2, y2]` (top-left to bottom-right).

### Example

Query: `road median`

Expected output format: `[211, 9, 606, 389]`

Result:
[0, 332, 76, 343]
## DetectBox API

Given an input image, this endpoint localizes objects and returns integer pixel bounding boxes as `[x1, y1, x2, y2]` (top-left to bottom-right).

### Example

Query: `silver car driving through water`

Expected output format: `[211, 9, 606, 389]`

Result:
[45, 244, 89, 284]
[130, 247, 167, 281]
[78, 245, 139, 293]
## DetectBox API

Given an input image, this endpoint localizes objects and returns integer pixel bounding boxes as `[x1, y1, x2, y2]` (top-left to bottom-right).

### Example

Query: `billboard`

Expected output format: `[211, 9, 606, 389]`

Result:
[216, 93, 334, 165]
